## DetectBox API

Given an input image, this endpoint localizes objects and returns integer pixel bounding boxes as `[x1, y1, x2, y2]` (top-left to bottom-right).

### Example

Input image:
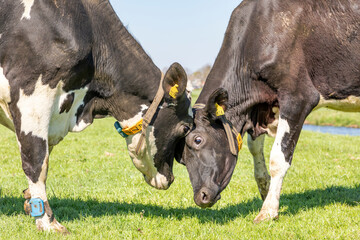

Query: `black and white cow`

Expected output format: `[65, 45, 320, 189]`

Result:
[177, 0, 360, 223]
[0, 0, 192, 233]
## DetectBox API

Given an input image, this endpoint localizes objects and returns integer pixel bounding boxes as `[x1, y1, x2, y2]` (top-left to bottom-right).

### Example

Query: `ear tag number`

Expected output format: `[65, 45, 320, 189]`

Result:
[169, 84, 179, 99]
[215, 103, 225, 116]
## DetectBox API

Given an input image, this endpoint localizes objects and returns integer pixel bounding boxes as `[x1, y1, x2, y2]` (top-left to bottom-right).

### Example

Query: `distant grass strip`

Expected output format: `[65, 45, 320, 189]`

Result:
[306, 108, 360, 128]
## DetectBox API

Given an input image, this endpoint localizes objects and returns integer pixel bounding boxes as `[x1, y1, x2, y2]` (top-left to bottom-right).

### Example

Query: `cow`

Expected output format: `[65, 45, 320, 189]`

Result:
[176, 0, 360, 223]
[0, 0, 193, 233]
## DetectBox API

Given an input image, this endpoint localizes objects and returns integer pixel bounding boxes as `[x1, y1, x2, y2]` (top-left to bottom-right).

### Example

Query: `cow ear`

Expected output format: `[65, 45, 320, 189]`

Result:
[163, 62, 188, 99]
[206, 88, 229, 120]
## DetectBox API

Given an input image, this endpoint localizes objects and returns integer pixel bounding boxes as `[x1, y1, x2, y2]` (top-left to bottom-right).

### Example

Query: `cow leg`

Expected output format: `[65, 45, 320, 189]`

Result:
[18, 136, 68, 234]
[253, 91, 317, 223]
[253, 116, 293, 223]
[247, 134, 270, 200]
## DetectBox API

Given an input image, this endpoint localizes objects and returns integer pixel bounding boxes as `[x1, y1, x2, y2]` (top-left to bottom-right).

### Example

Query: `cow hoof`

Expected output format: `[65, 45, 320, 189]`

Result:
[253, 210, 278, 224]
[23, 188, 31, 200]
[35, 217, 70, 235]
[51, 219, 70, 235]
[24, 200, 31, 215]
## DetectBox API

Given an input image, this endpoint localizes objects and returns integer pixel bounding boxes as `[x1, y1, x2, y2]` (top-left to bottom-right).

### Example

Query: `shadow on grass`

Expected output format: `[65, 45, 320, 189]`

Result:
[0, 185, 359, 224]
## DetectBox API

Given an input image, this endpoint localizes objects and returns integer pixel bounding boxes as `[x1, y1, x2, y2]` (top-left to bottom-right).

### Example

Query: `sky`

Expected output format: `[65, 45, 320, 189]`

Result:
[109, 0, 242, 73]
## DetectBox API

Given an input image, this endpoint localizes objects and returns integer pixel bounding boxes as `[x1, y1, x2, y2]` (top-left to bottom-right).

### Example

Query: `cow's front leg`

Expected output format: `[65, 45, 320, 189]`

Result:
[19, 135, 68, 234]
[253, 116, 295, 223]
[247, 134, 270, 200]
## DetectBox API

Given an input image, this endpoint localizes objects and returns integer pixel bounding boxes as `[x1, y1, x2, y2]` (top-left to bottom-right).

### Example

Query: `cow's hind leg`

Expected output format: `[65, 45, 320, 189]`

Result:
[18, 134, 68, 234]
[247, 134, 270, 200]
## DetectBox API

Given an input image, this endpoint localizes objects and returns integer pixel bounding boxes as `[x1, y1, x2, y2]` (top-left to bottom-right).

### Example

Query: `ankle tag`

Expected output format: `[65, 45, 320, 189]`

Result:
[29, 198, 45, 217]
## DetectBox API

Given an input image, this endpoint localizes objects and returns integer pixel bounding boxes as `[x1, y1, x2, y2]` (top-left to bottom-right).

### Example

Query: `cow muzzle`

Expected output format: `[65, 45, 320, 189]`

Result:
[194, 187, 221, 208]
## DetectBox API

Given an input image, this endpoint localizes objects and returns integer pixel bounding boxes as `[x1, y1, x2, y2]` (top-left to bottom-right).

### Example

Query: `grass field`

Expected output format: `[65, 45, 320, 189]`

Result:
[306, 108, 360, 128]
[1, 90, 360, 239]
[0, 117, 359, 239]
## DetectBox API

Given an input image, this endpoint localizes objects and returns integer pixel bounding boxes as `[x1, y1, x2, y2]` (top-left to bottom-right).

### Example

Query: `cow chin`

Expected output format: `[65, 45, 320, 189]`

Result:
[125, 129, 171, 190]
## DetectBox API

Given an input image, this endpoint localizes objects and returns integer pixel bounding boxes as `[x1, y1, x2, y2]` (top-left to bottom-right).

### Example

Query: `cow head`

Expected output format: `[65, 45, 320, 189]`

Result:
[175, 88, 239, 207]
[122, 63, 193, 190]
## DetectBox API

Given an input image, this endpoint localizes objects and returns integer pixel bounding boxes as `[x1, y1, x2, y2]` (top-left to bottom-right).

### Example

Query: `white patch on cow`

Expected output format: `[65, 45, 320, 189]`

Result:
[125, 126, 169, 190]
[263, 95, 360, 139]
[120, 104, 148, 128]
[27, 158, 48, 200]
[26, 150, 49, 223]
[17, 75, 57, 139]
[0, 67, 11, 103]
[70, 119, 90, 133]
[0, 34, 2, 39]
[21, 0, 35, 20]
[263, 107, 279, 137]
[258, 117, 291, 219]
[48, 86, 89, 145]
[314, 94, 360, 112]
[269, 117, 290, 177]
[26, 153, 54, 231]
[0, 67, 14, 131]
[17, 74, 89, 145]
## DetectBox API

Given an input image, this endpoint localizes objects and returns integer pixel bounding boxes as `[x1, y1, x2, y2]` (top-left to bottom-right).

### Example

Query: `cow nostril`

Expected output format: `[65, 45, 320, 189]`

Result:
[201, 191, 209, 203]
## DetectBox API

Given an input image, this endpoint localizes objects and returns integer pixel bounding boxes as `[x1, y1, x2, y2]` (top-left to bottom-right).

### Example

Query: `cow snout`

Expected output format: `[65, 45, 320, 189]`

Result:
[194, 187, 221, 208]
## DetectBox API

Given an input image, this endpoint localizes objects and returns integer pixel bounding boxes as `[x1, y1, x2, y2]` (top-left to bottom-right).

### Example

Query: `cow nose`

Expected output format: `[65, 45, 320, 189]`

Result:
[194, 187, 220, 208]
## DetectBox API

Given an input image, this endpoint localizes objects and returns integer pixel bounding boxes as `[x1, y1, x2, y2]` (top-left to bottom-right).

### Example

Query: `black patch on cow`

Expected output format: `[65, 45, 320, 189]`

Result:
[59, 92, 75, 114]
[20, 131, 47, 183]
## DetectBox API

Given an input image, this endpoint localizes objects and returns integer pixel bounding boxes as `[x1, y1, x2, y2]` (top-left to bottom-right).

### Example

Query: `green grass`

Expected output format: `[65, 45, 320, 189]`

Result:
[306, 108, 360, 128]
[0, 118, 359, 239]
[191, 88, 202, 105]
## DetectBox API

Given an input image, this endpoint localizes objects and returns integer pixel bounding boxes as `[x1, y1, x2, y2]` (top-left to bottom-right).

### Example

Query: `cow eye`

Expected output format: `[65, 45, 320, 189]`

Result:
[194, 136, 202, 145]
[183, 125, 191, 135]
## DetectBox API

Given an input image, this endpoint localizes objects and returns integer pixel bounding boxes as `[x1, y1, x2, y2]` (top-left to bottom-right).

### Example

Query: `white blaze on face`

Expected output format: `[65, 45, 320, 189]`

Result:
[21, 0, 35, 20]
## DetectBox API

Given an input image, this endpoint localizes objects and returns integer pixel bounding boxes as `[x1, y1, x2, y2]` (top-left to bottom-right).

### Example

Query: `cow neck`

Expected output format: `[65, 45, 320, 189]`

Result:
[195, 62, 252, 137]
[88, 1, 161, 121]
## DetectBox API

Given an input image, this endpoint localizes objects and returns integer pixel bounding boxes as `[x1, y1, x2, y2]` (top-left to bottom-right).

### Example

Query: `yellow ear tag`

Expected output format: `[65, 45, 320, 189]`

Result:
[169, 84, 179, 99]
[215, 103, 225, 116]
[237, 133, 243, 151]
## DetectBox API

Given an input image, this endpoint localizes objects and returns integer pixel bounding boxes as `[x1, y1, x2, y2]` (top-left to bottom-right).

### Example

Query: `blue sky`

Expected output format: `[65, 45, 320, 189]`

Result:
[109, 0, 242, 72]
